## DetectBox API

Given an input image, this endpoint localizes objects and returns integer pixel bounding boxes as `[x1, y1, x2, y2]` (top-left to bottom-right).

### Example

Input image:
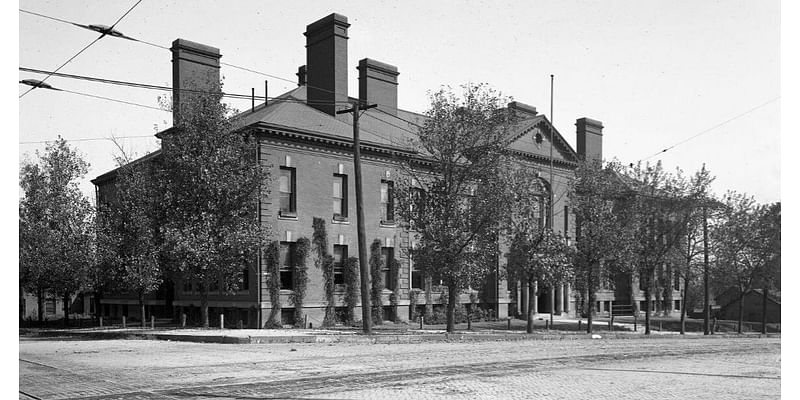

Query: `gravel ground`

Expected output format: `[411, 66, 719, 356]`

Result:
[19, 335, 780, 399]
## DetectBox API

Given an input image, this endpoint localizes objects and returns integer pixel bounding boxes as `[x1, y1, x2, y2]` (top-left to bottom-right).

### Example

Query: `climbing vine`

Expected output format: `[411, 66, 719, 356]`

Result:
[312, 217, 336, 326]
[369, 239, 384, 324]
[389, 258, 401, 322]
[291, 237, 310, 327]
[264, 241, 281, 328]
[343, 256, 360, 324]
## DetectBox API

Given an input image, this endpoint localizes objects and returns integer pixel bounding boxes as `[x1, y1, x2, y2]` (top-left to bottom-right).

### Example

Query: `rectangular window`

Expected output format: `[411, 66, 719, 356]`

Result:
[381, 247, 395, 290]
[411, 255, 423, 289]
[333, 245, 347, 285]
[564, 205, 569, 237]
[236, 266, 250, 292]
[279, 167, 296, 216]
[638, 271, 647, 291]
[45, 299, 56, 315]
[280, 242, 296, 290]
[673, 271, 681, 291]
[380, 180, 394, 223]
[333, 174, 348, 219]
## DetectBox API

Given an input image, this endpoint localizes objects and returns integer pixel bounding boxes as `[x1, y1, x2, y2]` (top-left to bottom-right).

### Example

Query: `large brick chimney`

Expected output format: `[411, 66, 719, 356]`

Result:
[304, 13, 350, 116]
[576, 117, 604, 164]
[358, 58, 399, 115]
[171, 39, 221, 126]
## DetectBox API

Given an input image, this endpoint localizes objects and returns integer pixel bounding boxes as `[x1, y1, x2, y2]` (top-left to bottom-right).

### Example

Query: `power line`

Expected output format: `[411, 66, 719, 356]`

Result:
[19, 7, 352, 101]
[109, 0, 143, 30]
[61, 88, 166, 111]
[19, 66, 356, 106]
[374, 107, 425, 130]
[19, 36, 103, 99]
[640, 96, 780, 162]
[19, 0, 145, 99]
[20, 135, 156, 145]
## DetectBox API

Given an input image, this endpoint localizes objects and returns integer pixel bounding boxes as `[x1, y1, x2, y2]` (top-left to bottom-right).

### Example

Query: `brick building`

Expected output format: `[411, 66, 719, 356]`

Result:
[93, 13, 672, 328]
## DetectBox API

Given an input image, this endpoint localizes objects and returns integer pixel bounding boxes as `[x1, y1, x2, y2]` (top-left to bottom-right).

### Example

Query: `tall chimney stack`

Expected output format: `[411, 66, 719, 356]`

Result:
[576, 117, 604, 164]
[171, 39, 221, 126]
[304, 14, 350, 116]
[358, 58, 399, 115]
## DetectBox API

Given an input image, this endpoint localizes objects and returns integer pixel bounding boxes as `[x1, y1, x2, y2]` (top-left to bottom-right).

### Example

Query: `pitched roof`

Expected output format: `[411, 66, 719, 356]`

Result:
[234, 86, 421, 150]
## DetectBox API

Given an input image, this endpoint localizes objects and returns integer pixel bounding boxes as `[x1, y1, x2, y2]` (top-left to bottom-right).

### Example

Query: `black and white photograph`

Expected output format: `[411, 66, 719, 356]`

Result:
[15, 1, 786, 399]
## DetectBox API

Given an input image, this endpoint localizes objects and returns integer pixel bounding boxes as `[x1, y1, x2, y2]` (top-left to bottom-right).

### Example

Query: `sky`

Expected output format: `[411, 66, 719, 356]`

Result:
[16, 0, 781, 203]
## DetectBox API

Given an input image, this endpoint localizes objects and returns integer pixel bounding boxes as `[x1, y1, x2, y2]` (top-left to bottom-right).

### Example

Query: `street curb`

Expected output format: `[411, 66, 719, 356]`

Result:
[19, 328, 780, 344]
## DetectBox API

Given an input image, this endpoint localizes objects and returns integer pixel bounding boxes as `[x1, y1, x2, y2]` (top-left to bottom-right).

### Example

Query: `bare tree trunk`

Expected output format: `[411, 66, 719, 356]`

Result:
[424, 277, 433, 320]
[446, 284, 457, 333]
[761, 287, 768, 334]
[63, 293, 70, 328]
[37, 287, 44, 324]
[200, 285, 209, 328]
[587, 267, 595, 334]
[680, 274, 689, 334]
[549, 284, 555, 328]
[644, 284, 651, 335]
[737, 290, 744, 334]
[527, 280, 535, 334]
[139, 292, 146, 329]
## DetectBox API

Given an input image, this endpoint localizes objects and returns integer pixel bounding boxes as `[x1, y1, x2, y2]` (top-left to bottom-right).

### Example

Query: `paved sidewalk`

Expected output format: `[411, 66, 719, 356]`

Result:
[19, 321, 779, 344]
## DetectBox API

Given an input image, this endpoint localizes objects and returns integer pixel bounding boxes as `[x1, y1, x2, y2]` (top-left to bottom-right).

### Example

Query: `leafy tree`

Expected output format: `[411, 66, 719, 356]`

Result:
[712, 193, 778, 333]
[617, 161, 704, 335]
[668, 165, 715, 334]
[569, 160, 629, 333]
[159, 82, 270, 328]
[395, 83, 516, 333]
[755, 202, 780, 333]
[505, 165, 573, 332]
[95, 145, 163, 328]
[19, 139, 94, 326]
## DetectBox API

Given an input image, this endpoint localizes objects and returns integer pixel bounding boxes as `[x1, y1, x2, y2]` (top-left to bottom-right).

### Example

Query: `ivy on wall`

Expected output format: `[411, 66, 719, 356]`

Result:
[291, 237, 310, 327]
[264, 241, 281, 328]
[369, 239, 383, 324]
[389, 258, 401, 322]
[312, 217, 336, 327]
[343, 256, 360, 325]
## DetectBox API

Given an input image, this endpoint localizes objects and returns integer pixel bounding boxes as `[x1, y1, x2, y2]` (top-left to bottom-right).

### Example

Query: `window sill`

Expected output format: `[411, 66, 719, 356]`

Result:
[279, 289, 295, 294]
[278, 212, 298, 221]
[379, 220, 397, 228]
[332, 217, 349, 224]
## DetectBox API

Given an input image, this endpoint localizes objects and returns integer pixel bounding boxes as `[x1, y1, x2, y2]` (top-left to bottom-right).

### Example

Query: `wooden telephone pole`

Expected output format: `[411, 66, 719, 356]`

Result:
[337, 101, 377, 334]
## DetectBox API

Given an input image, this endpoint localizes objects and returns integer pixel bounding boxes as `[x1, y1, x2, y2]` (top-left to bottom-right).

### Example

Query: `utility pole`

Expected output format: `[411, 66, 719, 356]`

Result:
[703, 205, 710, 335]
[548, 74, 555, 327]
[337, 101, 377, 334]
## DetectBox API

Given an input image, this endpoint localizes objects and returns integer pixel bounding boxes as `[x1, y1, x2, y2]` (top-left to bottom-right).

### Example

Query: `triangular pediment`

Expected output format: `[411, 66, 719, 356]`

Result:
[507, 116, 578, 166]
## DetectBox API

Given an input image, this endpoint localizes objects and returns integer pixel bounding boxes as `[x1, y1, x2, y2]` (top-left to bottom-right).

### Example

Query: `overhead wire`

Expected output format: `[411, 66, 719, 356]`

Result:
[60, 88, 165, 111]
[19, 7, 354, 103]
[20, 135, 155, 145]
[639, 96, 780, 163]
[19, 0, 145, 99]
